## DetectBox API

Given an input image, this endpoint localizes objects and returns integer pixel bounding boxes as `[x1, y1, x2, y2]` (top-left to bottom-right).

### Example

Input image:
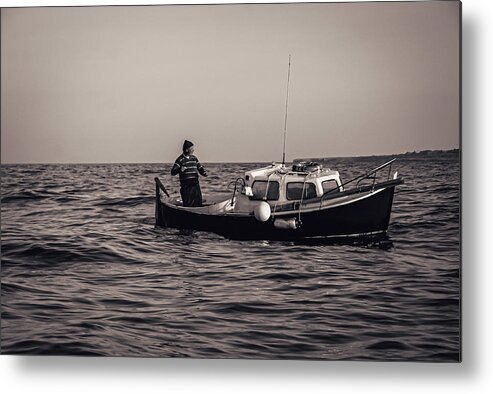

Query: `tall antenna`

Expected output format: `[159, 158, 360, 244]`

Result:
[282, 54, 291, 166]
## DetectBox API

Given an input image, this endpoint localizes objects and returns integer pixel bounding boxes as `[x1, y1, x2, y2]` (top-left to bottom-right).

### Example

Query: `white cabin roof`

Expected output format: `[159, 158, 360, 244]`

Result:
[244, 163, 340, 184]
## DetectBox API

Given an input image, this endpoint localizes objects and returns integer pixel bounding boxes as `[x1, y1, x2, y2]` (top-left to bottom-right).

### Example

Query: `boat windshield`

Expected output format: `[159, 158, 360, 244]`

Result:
[250, 180, 279, 201]
[322, 179, 340, 194]
[286, 182, 317, 200]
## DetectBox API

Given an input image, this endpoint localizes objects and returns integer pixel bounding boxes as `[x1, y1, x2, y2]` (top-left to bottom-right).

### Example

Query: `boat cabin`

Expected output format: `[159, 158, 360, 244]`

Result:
[242, 162, 343, 204]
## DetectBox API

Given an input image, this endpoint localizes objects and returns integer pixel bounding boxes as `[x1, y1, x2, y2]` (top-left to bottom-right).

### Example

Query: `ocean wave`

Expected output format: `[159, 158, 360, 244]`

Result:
[94, 195, 154, 207]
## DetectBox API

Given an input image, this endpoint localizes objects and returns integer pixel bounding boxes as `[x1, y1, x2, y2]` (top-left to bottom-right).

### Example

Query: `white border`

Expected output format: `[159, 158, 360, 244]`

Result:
[2, 0, 492, 393]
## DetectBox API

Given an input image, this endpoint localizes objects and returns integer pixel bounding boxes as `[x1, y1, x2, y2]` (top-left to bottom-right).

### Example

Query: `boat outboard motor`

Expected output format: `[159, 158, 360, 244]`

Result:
[254, 202, 271, 222]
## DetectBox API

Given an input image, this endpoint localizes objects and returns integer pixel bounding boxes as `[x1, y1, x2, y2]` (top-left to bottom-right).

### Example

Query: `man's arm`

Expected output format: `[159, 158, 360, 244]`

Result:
[171, 157, 182, 175]
[197, 160, 207, 177]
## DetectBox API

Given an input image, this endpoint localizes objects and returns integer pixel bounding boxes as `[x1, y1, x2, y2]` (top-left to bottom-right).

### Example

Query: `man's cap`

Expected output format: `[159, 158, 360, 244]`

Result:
[183, 140, 194, 151]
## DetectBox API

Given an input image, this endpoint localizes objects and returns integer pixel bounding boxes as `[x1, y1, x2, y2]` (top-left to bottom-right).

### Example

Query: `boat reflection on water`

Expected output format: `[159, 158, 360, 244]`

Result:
[174, 227, 394, 250]
[289, 233, 394, 250]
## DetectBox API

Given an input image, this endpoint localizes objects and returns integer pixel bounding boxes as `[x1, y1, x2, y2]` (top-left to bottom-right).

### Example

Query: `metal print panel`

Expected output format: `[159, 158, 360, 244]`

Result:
[1, 1, 461, 361]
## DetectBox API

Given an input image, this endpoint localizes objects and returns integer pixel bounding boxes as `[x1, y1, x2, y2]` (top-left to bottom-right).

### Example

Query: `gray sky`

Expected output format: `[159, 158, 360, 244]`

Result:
[1, 1, 460, 164]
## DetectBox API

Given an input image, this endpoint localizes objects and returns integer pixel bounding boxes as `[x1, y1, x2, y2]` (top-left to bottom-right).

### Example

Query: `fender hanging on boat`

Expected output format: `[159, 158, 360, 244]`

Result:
[273, 217, 299, 230]
[254, 201, 271, 222]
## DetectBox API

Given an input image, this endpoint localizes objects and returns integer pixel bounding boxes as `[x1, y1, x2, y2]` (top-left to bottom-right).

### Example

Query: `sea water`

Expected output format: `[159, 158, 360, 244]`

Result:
[1, 152, 460, 360]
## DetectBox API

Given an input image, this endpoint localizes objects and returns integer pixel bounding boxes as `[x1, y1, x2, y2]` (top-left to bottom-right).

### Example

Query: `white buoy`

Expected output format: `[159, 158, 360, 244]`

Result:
[254, 202, 271, 222]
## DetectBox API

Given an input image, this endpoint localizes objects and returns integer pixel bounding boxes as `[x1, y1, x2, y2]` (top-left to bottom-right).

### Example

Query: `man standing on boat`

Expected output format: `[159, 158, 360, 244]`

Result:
[171, 140, 208, 207]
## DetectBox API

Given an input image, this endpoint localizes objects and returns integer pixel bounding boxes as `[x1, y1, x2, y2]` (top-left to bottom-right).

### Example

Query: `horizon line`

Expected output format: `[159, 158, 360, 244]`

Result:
[0, 148, 459, 166]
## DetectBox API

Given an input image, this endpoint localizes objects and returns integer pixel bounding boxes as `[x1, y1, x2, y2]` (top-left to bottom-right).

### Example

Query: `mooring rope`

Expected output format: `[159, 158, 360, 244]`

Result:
[298, 175, 308, 224]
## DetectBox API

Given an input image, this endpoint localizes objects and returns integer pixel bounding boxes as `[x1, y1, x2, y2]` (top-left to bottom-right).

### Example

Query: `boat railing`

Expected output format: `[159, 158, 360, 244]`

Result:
[355, 158, 395, 190]
[229, 177, 246, 205]
[321, 159, 396, 204]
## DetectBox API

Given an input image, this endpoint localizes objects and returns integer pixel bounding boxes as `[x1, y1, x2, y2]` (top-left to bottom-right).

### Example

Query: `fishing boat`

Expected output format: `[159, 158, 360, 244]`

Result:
[154, 158, 403, 240]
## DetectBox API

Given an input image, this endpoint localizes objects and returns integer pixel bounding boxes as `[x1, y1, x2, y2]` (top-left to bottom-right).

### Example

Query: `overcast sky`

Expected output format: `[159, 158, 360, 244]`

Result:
[1, 1, 460, 164]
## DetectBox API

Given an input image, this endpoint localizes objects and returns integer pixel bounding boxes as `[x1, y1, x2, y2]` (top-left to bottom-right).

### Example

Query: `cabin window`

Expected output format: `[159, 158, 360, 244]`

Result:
[250, 181, 279, 200]
[322, 179, 340, 194]
[286, 182, 317, 200]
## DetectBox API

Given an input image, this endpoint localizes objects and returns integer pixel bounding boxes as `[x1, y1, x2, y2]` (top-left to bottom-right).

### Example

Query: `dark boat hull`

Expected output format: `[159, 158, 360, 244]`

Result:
[155, 183, 398, 240]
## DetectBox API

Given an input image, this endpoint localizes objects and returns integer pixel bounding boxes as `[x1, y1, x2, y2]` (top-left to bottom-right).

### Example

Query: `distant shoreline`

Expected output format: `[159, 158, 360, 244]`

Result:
[295, 148, 460, 163]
